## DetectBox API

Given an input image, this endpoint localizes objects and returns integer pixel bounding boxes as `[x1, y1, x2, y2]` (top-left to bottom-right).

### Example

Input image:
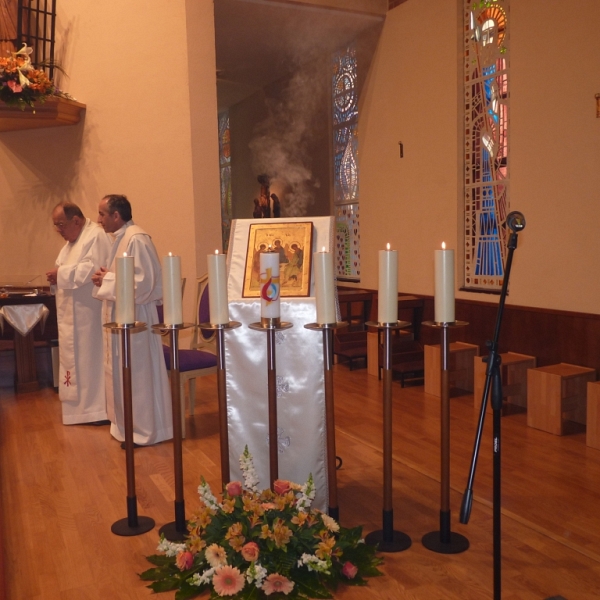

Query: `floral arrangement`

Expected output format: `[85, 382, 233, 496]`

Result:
[0, 43, 64, 110]
[141, 446, 382, 599]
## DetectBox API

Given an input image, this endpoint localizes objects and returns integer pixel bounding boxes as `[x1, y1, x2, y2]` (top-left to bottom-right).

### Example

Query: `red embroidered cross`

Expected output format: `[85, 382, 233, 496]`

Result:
[63, 371, 72, 386]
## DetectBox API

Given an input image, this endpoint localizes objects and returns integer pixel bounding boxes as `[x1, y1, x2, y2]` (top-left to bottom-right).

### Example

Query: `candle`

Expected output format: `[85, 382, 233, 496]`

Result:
[314, 247, 336, 324]
[378, 244, 398, 324]
[207, 250, 229, 325]
[162, 253, 183, 325]
[260, 250, 280, 321]
[434, 242, 455, 323]
[115, 253, 135, 324]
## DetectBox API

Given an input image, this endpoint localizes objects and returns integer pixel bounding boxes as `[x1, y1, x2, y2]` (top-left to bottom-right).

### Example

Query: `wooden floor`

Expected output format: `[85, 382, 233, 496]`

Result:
[1, 368, 600, 599]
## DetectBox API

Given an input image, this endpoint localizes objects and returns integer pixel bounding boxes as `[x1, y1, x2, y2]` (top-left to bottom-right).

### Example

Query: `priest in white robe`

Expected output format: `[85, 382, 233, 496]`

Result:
[93, 194, 173, 446]
[46, 202, 112, 425]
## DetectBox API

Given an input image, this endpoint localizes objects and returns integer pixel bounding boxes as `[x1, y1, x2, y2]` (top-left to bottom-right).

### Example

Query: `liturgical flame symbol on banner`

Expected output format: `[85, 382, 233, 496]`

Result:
[260, 268, 279, 304]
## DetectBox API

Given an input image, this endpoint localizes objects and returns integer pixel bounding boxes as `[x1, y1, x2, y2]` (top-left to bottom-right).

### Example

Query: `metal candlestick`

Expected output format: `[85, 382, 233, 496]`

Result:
[421, 320, 470, 554]
[304, 321, 348, 522]
[151, 322, 194, 541]
[364, 320, 412, 553]
[104, 321, 155, 536]
[198, 320, 242, 485]
[249, 319, 293, 488]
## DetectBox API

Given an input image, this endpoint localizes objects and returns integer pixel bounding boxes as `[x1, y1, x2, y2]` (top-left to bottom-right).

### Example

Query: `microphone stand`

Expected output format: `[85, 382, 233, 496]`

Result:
[460, 213, 525, 600]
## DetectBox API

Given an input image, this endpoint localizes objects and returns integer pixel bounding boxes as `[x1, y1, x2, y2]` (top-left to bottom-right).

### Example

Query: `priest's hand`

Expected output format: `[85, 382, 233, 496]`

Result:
[92, 267, 108, 287]
[46, 269, 58, 285]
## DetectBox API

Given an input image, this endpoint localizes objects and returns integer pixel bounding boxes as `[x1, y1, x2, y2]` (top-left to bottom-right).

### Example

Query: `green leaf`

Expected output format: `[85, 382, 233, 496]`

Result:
[140, 566, 177, 581]
[146, 554, 177, 567]
[148, 577, 182, 592]
[294, 578, 334, 599]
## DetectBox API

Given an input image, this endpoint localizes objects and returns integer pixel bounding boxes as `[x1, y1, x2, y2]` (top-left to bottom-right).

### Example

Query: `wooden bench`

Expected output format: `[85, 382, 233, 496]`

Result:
[527, 363, 596, 435]
[586, 381, 600, 449]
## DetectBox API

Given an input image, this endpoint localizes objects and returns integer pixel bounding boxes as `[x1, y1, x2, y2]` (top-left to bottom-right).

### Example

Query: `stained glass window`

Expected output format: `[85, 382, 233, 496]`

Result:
[464, 0, 509, 292]
[333, 45, 360, 280]
[218, 111, 232, 251]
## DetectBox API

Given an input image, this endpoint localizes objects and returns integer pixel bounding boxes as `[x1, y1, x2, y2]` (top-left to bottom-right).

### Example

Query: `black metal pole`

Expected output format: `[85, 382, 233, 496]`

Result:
[460, 211, 525, 600]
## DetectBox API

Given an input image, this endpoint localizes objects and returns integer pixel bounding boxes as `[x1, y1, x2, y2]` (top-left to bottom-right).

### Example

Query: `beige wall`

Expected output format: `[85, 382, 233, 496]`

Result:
[357, 0, 600, 314]
[0, 0, 221, 330]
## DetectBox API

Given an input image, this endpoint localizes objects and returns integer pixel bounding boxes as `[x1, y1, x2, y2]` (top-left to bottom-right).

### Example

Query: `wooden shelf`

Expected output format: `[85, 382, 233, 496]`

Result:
[0, 96, 86, 132]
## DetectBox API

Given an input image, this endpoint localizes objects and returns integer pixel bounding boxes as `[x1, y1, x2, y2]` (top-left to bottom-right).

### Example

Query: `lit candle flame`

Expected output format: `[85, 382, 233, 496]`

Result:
[215, 249, 219, 255]
[168, 251, 173, 257]
[322, 246, 326, 252]
[386, 243, 390, 250]
[442, 242, 446, 250]
[123, 252, 128, 257]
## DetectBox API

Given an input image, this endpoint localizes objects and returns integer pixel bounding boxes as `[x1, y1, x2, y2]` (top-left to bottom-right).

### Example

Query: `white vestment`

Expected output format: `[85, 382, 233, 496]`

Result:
[96, 221, 173, 445]
[54, 219, 112, 424]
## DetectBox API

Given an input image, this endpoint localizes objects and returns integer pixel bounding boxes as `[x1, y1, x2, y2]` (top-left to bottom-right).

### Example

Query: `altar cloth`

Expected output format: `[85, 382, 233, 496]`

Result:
[0, 303, 49, 336]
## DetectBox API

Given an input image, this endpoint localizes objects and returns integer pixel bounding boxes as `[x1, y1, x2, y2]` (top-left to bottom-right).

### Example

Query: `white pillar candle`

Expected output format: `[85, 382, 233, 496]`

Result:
[378, 244, 398, 324]
[314, 248, 336, 325]
[434, 242, 455, 323]
[162, 253, 183, 325]
[115, 253, 135, 325]
[207, 250, 229, 325]
[260, 250, 280, 320]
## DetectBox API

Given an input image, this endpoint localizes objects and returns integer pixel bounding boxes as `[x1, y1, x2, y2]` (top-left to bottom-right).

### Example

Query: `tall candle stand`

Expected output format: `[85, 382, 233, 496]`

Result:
[421, 320, 470, 554]
[364, 319, 412, 553]
[151, 322, 194, 542]
[304, 321, 347, 522]
[249, 318, 293, 489]
[104, 321, 155, 536]
[198, 320, 241, 485]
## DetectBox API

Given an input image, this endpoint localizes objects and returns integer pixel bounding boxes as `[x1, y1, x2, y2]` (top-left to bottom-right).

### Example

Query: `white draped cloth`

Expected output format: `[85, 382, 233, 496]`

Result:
[52, 218, 112, 424]
[0, 304, 49, 336]
[96, 221, 173, 445]
[225, 217, 334, 511]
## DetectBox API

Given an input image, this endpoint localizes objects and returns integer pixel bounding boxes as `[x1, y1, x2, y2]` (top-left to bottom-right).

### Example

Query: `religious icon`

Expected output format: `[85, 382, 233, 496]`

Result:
[243, 222, 313, 298]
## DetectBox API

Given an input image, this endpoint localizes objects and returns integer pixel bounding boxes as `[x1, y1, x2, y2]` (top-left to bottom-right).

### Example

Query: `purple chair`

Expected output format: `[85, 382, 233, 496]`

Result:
[158, 274, 217, 436]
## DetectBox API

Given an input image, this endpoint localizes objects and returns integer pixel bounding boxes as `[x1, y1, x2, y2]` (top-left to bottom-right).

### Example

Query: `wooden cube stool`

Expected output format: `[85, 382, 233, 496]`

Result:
[586, 381, 600, 450]
[527, 363, 596, 435]
[473, 352, 536, 414]
[424, 342, 478, 397]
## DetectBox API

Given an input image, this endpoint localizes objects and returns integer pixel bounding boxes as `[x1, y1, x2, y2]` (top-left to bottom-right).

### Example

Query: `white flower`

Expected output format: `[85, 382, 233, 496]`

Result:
[197, 477, 221, 510]
[321, 513, 340, 533]
[240, 446, 260, 492]
[297, 553, 331, 574]
[189, 567, 215, 586]
[296, 473, 316, 511]
[156, 536, 186, 557]
[245, 562, 268, 589]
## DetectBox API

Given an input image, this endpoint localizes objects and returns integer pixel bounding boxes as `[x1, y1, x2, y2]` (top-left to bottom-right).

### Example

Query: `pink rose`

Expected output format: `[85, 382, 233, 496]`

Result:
[7, 80, 22, 93]
[241, 541, 260, 562]
[273, 479, 291, 495]
[226, 481, 243, 497]
[342, 561, 358, 579]
[175, 551, 194, 571]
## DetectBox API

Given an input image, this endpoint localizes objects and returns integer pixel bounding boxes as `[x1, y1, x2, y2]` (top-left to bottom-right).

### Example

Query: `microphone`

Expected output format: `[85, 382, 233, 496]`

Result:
[506, 211, 526, 233]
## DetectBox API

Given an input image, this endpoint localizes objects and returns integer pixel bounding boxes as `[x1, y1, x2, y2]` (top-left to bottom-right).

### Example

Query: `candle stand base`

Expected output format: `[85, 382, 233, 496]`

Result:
[305, 321, 348, 521]
[111, 514, 155, 537]
[199, 321, 242, 485]
[159, 500, 187, 542]
[249, 320, 294, 488]
[365, 509, 412, 553]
